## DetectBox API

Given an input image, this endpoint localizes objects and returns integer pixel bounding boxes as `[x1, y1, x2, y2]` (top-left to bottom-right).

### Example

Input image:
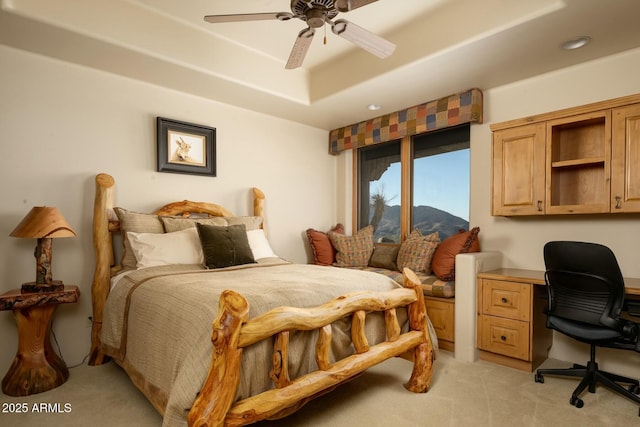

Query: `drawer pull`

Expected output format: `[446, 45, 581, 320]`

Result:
[501, 297, 508, 304]
[501, 335, 507, 341]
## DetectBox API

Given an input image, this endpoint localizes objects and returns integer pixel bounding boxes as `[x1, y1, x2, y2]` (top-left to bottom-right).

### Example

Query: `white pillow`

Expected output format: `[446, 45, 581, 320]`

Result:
[127, 227, 204, 268]
[246, 229, 277, 259]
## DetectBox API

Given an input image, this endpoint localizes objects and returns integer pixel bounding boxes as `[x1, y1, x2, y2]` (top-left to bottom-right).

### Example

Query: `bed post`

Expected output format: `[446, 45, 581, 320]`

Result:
[252, 187, 266, 235]
[402, 268, 434, 392]
[188, 290, 249, 427]
[89, 173, 115, 366]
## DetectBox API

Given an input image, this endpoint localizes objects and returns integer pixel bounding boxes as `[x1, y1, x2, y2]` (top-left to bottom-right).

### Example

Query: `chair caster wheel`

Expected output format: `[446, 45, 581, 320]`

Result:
[534, 373, 544, 383]
[570, 396, 584, 408]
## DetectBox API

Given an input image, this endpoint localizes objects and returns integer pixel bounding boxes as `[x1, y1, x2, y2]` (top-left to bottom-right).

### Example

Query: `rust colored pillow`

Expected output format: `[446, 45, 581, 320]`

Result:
[306, 224, 344, 265]
[432, 227, 480, 281]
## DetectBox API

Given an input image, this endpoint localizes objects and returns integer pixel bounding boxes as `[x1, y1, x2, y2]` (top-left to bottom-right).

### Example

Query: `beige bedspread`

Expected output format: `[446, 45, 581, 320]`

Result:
[101, 261, 436, 427]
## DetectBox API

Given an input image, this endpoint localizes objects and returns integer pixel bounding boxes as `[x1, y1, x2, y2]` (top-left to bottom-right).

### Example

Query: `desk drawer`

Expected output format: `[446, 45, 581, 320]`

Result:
[482, 280, 531, 321]
[479, 315, 529, 360]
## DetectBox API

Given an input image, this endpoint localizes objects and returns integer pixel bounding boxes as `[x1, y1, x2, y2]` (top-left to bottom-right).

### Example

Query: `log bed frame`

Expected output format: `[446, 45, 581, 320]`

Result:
[88, 173, 434, 427]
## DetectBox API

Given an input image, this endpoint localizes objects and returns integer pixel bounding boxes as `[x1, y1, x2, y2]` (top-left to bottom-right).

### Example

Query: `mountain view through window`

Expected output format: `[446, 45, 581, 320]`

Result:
[358, 125, 470, 243]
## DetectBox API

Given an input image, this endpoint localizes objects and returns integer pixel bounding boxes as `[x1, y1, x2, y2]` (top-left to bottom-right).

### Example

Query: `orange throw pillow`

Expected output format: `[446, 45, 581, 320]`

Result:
[432, 227, 480, 281]
[306, 224, 344, 265]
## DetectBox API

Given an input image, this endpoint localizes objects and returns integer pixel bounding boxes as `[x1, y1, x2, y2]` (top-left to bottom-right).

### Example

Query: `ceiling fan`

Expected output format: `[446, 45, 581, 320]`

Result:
[204, 0, 396, 69]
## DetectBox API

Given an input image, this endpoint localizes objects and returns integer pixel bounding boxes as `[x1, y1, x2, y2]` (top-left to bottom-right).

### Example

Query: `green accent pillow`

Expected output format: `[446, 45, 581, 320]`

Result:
[368, 244, 400, 270]
[196, 223, 256, 269]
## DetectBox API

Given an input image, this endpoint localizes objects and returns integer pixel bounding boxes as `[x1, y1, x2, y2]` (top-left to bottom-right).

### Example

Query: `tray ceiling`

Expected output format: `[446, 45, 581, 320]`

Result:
[2, 0, 640, 129]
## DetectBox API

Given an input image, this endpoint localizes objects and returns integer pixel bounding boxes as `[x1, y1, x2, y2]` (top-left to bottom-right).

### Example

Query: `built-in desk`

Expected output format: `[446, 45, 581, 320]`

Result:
[479, 268, 640, 296]
[476, 268, 640, 372]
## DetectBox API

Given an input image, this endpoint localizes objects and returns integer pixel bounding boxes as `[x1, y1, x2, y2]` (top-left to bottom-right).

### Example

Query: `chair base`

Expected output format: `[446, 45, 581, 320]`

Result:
[535, 346, 640, 417]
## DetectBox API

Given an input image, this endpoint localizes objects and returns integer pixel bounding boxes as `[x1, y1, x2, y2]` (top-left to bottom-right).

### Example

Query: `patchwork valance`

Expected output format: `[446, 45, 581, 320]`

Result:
[329, 88, 483, 155]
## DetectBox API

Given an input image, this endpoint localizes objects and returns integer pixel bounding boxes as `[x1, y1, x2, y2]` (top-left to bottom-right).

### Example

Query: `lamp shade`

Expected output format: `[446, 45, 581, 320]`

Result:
[10, 207, 76, 239]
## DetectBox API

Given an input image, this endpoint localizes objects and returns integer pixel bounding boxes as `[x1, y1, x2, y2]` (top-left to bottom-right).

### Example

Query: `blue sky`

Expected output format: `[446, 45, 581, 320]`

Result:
[370, 149, 470, 221]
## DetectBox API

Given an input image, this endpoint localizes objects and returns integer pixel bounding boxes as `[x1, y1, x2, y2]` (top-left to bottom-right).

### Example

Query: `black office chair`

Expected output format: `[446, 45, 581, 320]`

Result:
[535, 241, 640, 416]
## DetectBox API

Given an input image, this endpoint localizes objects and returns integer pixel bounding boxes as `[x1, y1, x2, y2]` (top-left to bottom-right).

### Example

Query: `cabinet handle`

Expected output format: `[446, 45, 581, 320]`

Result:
[536, 200, 543, 212]
[501, 297, 508, 304]
[501, 335, 507, 341]
[615, 196, 622, 209]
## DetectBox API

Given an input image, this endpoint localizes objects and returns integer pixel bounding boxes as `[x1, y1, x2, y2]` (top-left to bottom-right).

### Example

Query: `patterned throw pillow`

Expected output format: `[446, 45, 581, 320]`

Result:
[328, 226, 374, 268]
[397, 229, 440, 274]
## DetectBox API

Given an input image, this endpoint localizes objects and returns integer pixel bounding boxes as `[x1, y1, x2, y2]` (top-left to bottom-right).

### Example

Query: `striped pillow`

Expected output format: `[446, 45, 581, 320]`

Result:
[397, 229, 440, 274]
[114, 207, 164, 270]
[328, 226, 374, 267]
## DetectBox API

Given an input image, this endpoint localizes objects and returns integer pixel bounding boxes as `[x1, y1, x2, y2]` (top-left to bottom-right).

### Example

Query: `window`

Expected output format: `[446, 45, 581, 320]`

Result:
[357, 125, 470, 242]
[358, 140, 402, 243]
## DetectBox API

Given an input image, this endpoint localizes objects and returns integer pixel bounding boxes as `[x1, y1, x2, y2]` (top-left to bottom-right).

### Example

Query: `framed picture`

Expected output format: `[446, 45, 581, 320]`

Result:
[157, 117, 216, 176]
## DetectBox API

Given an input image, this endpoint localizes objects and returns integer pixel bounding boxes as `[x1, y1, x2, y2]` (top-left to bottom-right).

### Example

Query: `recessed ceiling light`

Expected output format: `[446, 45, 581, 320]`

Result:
[561, 36, 591, 50]
[367, 104, 382, 111]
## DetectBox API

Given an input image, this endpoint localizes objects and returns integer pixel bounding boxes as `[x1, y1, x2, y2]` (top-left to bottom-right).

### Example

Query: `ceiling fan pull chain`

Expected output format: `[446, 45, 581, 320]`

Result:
[324, 23, 327, 45]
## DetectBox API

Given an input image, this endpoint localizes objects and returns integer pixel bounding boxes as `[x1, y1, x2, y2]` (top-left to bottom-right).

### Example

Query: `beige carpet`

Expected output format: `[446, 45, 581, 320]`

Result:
[1, 351, 638, 426]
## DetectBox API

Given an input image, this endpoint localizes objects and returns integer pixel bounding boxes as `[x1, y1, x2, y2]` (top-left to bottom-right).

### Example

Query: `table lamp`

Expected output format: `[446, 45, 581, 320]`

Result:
[9, 206, 76, 293]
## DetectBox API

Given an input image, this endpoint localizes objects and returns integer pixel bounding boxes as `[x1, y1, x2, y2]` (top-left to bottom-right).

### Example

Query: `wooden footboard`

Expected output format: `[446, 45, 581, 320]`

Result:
[188, 268, 433, 427]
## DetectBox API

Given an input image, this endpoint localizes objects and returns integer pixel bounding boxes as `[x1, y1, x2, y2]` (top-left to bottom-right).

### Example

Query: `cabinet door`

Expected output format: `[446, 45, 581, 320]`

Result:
[492, 123, 546, 216]
[424, 298, 454, 342]
[611, 103, 640, 212]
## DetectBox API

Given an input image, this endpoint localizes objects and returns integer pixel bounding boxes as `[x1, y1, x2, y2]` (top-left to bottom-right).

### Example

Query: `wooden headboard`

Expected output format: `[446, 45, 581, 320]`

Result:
[88, 173, 266, 365]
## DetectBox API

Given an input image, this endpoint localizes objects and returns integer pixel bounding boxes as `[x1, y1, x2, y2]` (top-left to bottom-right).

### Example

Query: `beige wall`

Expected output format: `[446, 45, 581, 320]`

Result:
[0, 45, 336, 373]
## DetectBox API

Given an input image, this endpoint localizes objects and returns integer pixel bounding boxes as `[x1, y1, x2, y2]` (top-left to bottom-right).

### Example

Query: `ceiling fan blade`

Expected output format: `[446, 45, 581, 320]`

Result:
[285, 28, 315, 69]
[204, 12, 292, 24]
[335, 0, 378, 12]
[331, 19, 395, 58]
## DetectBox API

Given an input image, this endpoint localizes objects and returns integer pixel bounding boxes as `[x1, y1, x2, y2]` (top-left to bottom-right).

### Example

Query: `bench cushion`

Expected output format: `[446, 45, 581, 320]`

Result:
[348, 266, 455, 298]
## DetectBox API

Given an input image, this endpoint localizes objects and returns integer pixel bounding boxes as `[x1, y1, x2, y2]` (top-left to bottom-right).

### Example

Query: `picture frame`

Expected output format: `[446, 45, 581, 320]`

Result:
[157, 117, 216, 176]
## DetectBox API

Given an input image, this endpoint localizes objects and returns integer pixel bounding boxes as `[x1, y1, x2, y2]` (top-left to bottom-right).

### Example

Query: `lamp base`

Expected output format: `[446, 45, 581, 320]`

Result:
[21, 281, 65, 294]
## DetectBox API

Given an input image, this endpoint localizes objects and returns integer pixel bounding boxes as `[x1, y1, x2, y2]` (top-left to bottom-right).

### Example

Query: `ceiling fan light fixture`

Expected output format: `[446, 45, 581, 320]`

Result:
[204, 1, 391, 69]
[561, 36, 591, 50]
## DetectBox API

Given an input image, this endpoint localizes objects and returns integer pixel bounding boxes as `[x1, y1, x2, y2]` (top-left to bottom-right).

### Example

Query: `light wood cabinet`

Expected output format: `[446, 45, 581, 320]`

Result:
[424, 296, 454, 352]
[546, 110, 611, 214]
[611, 103, 640, 212]
[491, 93, 640, 216]
[477, 271, 552, 372]
[492, 123, 546, 215]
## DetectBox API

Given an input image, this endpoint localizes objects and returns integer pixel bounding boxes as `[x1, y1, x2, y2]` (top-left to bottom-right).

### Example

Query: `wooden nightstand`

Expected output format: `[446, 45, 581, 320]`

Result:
[0, 285, 80, 396]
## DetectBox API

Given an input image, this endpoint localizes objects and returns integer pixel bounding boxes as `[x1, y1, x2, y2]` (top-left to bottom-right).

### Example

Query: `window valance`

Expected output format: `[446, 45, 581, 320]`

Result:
[329, 88, 483, 155]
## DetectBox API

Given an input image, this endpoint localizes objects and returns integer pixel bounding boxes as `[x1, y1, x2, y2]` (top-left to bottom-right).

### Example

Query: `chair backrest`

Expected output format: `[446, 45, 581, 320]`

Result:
[543, 241, 626, 330]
